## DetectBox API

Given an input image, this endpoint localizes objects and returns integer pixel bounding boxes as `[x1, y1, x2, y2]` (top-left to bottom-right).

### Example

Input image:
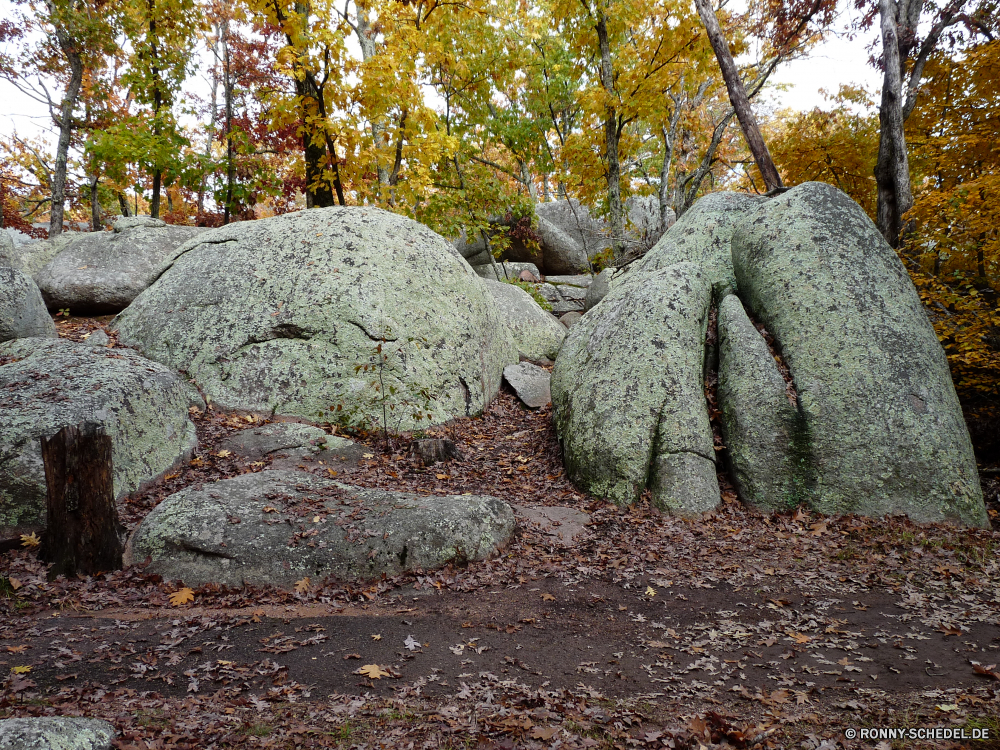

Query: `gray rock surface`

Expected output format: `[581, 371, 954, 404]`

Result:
[538, 275, 591, 314]
[0, 717, 115, 750]
[0, 267, 57, 342]
[535, 215, 590, 274]
[83, 329, 110, 347]
[717, 295, 803, 511]
[0, 338, 200, 544]
[732, 181, 985, 526]
[535, 200, 611, 260]
[113, 207, 518, 431]
[473, 261, 540, 282]
[552, 263, 719, 514]
[481, 279, 565, 361]
[513, 504, 590, 544]
[125, 470, 516, 586]
[217, 422, 366, 471]
[503, 361, 552, 408]
[558, 311, 582, 328]
[629, 192, 766, 298]
[14, 234, 74, 278]
[624, 194, 668, 248]
[584, 268, 613, 311]
[35, 220, 205, 313]
[0, 230, 14, 267]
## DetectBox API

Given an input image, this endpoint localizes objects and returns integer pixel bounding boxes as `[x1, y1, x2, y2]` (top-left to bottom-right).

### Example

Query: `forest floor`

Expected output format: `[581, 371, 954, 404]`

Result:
[1, 316, 999, 750]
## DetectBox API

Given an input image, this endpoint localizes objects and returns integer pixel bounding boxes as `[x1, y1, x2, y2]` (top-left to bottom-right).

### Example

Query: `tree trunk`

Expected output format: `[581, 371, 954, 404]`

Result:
[873, 0, 914, 248]
[595, 10, 624, 262]
[149, 0, 163, 219]
[222, 18, 235, 224]
[199, 21, 222, 219]
[355, 8, 391, 189]
[39, 423, 124, 579]
[49, 51, 84, 238]
[89, 175, 100, 230]
[118, 192, 131, 217]
[693, 0, 783, 193]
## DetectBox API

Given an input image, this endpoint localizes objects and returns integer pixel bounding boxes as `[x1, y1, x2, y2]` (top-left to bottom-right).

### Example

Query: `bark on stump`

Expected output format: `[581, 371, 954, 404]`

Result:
[40, 423, 124, 578]
[410, 438, 462, 466]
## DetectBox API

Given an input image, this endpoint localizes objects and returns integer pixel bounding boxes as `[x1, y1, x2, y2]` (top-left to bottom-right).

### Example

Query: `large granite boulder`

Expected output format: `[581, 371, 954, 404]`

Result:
[535, 200, 611, 261]
[534, 216, 590, 274]
[538, 275, 591, 314]
[11, 234, 74, 278]
[552, 262, 719, 514]
[0, 717, 115, 750]
[125, 470, 516, 586]
[629, 192, 766, 298]
[481, 278, 565, 361]
[34, 216, 205, 313]
[717, 294, 803, 511]
[113, 208, 518, 430]
[0, 338, 200, 544]
[731, 181, 986, 526]
[0, 230, 15, 267]
[0, 266, 57, 342]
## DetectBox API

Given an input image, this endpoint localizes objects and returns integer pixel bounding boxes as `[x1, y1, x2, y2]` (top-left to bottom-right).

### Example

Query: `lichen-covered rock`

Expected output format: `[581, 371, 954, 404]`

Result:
[535, 215, 590, 274]
[732, 181, 986, 526]
[629, 192, 766, 298]
[14, 234, 75, 278]
[584, 268, 613, 311]
[35, 218, 205, 313]
[473, 261, 540, 281]
[0, 267, 57, 342]
[552, 262, 719, 514]
[717, 295, 804, 511]
[535, 200, 611, 260]
[217, 421, 366, 471]
[0, 717, 115, 750]
[125, 470, 516, 586]
[481, 279, 565, 361]
[0, 230, 15, 268]
[503, 361, 551, 408]
[0, 338, 200, 544]
[113, 208, 518, 430]
[538, 275, 591, 314]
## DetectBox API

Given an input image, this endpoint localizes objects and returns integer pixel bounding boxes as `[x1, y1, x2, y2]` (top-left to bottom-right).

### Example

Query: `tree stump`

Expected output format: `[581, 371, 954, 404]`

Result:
[409, 438, 462, 467]
[40, 423, 124, 578]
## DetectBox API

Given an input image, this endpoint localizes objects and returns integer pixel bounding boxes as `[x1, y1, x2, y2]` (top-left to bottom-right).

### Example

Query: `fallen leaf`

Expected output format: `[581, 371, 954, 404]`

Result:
[343, 653, 361, 660]
[645, 586, 656, 597]
[362, 453, 375, 459]
[7, 577, 21, 591]
[262, 506, 278, 513]
[540, 593, 556, 602]
[6, 645, 27, 653]
[371, 634, 382, 641]
[404, 635, 421, 651]
[789, 632, 812, 644]
[971, 662, 999, 680]
[435, 474, 449, 480]
[169, 588, 195, 606]
[19, 532, 40, 548]
[215, 450, 232, 458]
[356, 664, 390, 679]
[531, 727, 558, 741]
[11, 666, 31, 674]
[294, 577, 311, 594]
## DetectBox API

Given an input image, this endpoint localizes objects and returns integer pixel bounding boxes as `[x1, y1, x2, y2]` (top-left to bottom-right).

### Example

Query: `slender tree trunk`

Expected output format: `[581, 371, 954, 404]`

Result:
[693, 0, 783, 192]
[40, 423, 124, 579]
[199, 21, 222, 219]
[89, 175, 100, 230]
[874, 0, 914, 248]
[595, 10, 624, 261]
[222, 18, 236, 224]
[49, 52, 84, 237]
[118, 192, 131, 217]
[149, 0, 163, 219]
[520, 162, 537, 201]
[355, 8, 391, 189]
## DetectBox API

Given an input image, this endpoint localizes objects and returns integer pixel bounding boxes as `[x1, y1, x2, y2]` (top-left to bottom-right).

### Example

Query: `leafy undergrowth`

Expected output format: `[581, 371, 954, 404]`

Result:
[1, 316, 999, 749]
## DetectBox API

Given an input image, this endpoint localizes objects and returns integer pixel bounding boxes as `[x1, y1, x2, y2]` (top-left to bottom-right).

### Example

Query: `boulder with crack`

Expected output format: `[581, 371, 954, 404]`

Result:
[504, 361, 552, 408]
[113, 207, 518, 430]
[0, 266, 57, 343]
[481, 278, 565, 362]
[0, 338, 201, 545]
[552, 262, 718, 514]
[125, 470, 516, 586]
[731, 181, 986, 526]
[35, 216, 206, 313]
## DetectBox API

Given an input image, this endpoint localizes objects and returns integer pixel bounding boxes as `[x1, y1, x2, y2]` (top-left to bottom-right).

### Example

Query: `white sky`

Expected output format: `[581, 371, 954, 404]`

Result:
[0, 0, 883, 159]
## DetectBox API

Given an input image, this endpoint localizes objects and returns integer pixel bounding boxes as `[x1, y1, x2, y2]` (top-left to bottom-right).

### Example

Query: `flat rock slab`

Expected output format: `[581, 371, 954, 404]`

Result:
[113, 207, 517, 431]
[35, 218, 206, 313]
[0, 717, 116, 750]
[218, 422, 367, 472]
[125, 470, 516, 587]
[0, 338, 200, 544]
[503, 362, 551, 408]
[513, 504, 590, 544]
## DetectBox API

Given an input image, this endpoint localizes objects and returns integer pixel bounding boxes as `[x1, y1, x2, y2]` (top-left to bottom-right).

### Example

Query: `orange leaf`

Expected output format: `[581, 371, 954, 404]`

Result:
[169, 588, 195, 606]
